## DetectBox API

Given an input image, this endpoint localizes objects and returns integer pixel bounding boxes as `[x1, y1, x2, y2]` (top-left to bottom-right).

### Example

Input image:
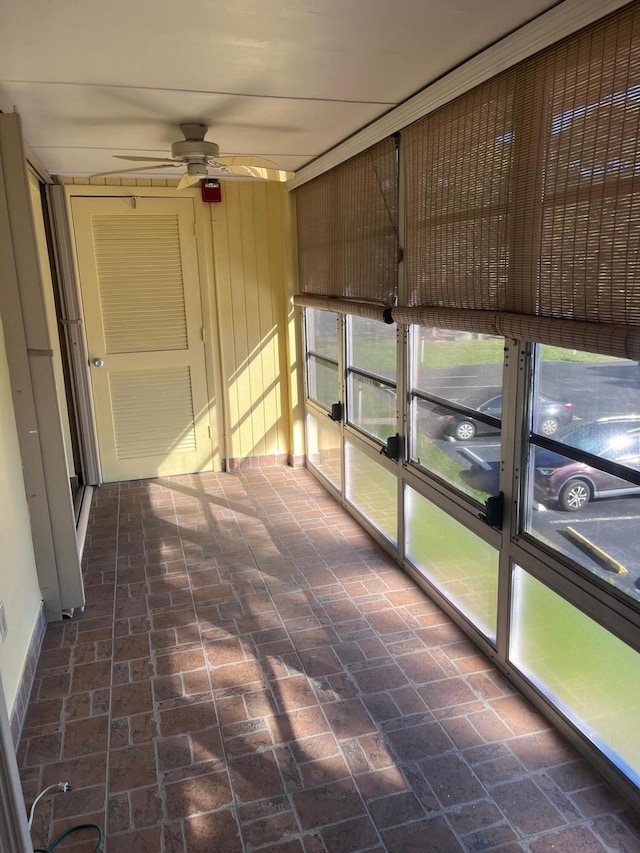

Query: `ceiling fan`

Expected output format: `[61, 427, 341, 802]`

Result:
[92, 122, 293, 189]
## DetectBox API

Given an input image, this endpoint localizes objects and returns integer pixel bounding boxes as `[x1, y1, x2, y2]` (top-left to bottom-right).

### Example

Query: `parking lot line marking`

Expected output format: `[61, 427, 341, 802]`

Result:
[566, 526, 628, 574]
[547, 514, 640, 524]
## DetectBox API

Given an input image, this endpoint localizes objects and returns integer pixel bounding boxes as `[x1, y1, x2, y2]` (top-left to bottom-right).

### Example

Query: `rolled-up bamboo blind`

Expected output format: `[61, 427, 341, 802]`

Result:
[403, 3, 640, 356]
[295, 137, 398, 307]
[390, 305, 640, 359]
[293, 295, 393, 323]
[512, 5, 640, 324]
[391, 306, 499, 336]
[497, 313, 640, 360]
[403, 72, 515, 313]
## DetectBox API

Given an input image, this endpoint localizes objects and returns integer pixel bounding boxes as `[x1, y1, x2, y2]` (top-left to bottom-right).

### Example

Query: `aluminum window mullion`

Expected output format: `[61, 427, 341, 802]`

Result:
[495, 337, 527, 665]
[396, 323, 408, 565]
[337, 313, 346, 496]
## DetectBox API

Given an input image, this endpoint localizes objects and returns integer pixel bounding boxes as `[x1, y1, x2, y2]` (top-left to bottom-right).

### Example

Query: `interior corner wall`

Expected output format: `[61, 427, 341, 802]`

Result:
[209, 181, 295, 465]
[0, 314, 43, 716]
[282, 190, 305, 464]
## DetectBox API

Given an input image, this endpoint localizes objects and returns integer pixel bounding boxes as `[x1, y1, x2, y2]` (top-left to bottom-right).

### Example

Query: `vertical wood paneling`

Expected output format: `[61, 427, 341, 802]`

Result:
[61, 176, 293, 467]
[239, 185, 260, 456]
[249, 184, 268, 456]
[227, 183, 252, 456]
[265, 186, 288, 453]
[210, 181, 292, 462]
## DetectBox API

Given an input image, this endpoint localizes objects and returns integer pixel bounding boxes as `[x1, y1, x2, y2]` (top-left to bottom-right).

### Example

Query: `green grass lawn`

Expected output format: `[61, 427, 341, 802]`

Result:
[416, 337, 620, 369]
[343, 333, 622, 378]
[415, 438, 489, 504]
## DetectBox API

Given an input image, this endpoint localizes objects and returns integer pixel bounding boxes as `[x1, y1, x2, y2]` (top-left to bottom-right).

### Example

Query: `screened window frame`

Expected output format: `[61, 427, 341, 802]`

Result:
[405, 326, 504, 506]
[305, 352, 339, 411]
[344, 315, 398, 447]
[515, 342, 640, 612]
[303, 308, 341, 413]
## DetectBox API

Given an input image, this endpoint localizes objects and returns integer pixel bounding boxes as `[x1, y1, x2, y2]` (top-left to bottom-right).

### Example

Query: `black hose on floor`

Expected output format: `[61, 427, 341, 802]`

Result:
[33, 821, 103, 852]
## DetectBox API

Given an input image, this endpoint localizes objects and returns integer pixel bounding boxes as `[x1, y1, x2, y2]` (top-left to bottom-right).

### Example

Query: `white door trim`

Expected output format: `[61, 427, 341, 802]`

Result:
[47, 184, 102, 485]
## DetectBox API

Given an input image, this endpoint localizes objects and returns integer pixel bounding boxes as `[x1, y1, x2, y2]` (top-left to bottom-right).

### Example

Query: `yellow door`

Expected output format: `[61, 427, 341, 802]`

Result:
[72, 196, 213, 482]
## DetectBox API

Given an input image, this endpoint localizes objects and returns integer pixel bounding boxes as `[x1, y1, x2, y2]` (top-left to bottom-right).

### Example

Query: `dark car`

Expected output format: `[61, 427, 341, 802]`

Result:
[418, 390, 573, 442]
[534, 417, 640, 511]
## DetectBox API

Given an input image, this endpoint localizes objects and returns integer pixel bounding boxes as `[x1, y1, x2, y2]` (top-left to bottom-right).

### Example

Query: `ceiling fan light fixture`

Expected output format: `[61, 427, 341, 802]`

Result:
[186, 161, 208, 178]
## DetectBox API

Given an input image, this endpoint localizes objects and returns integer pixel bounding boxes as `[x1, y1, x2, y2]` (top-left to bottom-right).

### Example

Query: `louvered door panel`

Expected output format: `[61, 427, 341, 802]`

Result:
[72, 196, 214, 482]
[110, 367, 197, 459]
[92, 215, 188, 353]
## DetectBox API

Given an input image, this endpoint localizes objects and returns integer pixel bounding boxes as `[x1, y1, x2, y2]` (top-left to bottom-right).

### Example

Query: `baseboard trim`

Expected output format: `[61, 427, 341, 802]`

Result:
[226, 453, 290, 471]
[9, 603, 46, 749]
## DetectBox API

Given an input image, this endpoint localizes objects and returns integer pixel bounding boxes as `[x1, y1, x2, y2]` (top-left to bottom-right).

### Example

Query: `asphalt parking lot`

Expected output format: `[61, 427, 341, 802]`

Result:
[533, 497, 640, 597]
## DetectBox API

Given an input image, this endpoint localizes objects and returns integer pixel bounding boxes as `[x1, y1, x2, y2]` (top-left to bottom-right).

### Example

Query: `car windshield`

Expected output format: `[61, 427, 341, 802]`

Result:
[605, 434, 640, 462]
[561, 422, 640, 458]
[478, 395, 501, 414]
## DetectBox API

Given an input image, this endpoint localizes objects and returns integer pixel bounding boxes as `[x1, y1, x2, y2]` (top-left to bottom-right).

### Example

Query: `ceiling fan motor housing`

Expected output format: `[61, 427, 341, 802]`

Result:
[171, 139, 221, 160]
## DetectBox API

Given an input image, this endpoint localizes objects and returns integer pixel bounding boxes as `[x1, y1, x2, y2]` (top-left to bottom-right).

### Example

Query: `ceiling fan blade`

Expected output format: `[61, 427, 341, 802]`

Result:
[90, 163, 179, 178]
[212, 164, 294, 182]
[176, 172, 200, 190]
[113, 155, 179, 164]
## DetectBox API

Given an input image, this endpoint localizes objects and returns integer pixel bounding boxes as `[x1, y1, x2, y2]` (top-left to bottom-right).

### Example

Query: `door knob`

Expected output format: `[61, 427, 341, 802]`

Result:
[92, 358, 105, 367]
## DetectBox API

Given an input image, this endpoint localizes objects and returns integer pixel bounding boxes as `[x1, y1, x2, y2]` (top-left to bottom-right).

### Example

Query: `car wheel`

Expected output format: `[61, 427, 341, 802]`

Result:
[539, 416, 559, 436]
[559, 479, 591, 512]
[454, 421, 476, 441]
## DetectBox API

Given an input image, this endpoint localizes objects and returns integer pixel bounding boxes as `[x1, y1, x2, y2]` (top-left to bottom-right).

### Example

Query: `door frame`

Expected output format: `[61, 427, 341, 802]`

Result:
[47, 184, 102, 484]
[60, 182, 225, 479]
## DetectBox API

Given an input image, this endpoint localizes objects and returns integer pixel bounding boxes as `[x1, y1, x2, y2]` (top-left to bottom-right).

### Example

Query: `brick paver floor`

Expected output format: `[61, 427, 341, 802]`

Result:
[19, 467, 640, 851]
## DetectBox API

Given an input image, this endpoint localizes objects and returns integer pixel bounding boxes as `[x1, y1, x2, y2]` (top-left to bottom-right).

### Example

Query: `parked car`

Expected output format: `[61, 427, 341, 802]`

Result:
[534, 417, 640, 511]
[418, 390, 573, 441]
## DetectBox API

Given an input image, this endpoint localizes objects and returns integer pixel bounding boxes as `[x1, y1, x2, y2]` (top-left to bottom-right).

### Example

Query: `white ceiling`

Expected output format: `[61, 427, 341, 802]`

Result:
[0, 0, 561, 180]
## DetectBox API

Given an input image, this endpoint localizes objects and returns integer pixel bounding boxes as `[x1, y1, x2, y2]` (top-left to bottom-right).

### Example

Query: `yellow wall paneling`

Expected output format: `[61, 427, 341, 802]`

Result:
[63, 178, 299, 476]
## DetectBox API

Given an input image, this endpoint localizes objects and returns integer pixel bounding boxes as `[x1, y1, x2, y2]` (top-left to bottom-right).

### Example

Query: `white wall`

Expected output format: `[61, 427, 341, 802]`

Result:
[0, 314, 43, 715]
